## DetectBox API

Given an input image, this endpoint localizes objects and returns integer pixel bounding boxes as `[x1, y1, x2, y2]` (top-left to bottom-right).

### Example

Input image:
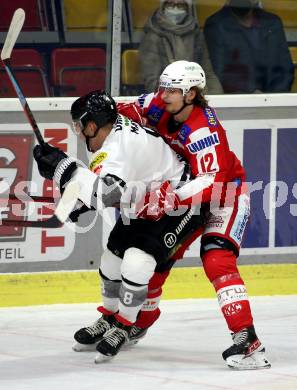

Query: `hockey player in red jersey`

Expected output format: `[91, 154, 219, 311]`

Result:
[118, 60, 271, 370]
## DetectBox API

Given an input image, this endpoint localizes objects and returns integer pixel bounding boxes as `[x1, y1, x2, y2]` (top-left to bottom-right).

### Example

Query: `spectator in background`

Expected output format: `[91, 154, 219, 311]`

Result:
[204, 0, 294, 93]
[139, 0, 223, 94]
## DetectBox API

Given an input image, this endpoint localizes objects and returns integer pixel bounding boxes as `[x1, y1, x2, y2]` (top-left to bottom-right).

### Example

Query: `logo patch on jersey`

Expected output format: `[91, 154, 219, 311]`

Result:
[89, 152, 108, 172]
[178, 124, 191, 145]
[230, 206, 250, 244]
[207, 214, 224, 228]
[147, 105, 164, 126]
[186, 132, 220, 154]
[203, 107, 217, 127]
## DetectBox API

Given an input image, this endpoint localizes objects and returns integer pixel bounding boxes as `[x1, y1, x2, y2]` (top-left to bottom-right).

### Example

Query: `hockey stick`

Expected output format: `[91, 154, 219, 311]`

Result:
[1, 181, 81, 228]
[6, 194, 55, 203]
[1, 215, 62, 228]
[1, 8, 44, 145]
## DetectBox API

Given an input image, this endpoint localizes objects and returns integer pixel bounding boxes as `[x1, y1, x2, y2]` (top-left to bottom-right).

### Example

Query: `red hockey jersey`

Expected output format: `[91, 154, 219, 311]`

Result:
[118, 93, 245, 205]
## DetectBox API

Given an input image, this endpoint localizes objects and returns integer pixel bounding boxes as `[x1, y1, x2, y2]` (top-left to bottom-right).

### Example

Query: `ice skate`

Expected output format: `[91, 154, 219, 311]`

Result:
[125, 325, 148, 347]
[222, 326, 271, 370]
[72, 314, 115, 352]
[94, 320, 130, 363]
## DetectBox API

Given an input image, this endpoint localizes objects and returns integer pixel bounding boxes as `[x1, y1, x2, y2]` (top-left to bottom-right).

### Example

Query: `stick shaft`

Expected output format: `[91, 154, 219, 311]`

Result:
[1, 215, 62, 228]
[1, 8, 44, 145]
[6, 194, 55, 203]
[2, 59, 45, 145]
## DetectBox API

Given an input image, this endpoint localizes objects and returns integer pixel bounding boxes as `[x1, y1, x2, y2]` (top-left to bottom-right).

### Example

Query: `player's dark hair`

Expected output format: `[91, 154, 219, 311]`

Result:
[191, 87, 208, 108]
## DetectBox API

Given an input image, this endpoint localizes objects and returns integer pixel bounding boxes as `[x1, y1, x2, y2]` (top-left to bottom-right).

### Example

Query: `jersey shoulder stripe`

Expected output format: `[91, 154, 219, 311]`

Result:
[137, 93, 148, 108]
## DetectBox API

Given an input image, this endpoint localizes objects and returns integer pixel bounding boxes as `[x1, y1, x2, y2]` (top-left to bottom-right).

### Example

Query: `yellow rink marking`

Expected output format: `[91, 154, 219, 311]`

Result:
[0, 264, 297, 307]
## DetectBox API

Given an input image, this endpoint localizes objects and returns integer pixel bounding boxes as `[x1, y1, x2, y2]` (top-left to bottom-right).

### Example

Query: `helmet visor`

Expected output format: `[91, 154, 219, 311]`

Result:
[71, 119, 84, 135]
[71, 111, 89, 136]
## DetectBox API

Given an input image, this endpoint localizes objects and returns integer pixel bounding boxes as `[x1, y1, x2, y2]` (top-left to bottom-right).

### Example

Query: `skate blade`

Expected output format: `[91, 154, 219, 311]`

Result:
[72, 342, 97, 352]
[94, 352, 114, 364]
[122, 339, 139, 349]
[226, 352, 271, 370]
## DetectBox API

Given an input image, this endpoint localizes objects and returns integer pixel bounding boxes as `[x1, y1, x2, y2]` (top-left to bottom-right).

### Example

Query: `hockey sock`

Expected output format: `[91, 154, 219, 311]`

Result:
[118, 279, 148, 323]
[202, 249, 253, 332]
[134, 270, 170, 328]
[99, 269, 121, 313]
[119, 247, 157, 324]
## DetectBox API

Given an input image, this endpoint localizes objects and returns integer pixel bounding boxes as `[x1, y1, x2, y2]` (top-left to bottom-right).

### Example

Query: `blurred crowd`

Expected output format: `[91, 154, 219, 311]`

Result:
[139, 0, 294, 94]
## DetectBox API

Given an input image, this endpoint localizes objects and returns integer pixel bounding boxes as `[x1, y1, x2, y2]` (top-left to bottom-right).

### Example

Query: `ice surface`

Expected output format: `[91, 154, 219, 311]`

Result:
[0, 296, 296, 390]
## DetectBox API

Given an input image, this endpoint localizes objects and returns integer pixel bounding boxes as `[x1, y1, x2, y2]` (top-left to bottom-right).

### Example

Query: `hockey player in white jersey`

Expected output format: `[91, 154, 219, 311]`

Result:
[33, 90, 205, 362]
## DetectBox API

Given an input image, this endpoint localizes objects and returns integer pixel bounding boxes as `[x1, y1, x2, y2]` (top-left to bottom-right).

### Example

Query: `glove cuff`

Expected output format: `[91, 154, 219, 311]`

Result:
[54, 157, 77, 189]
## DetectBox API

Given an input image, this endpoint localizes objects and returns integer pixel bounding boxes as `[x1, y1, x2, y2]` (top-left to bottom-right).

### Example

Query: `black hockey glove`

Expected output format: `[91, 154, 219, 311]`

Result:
[33, 143, 67, 179]
[33, 143, 77, 191]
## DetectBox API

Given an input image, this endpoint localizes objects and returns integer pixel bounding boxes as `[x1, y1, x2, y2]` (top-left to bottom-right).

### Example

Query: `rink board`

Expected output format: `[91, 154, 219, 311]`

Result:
[0, 264, 297, 307]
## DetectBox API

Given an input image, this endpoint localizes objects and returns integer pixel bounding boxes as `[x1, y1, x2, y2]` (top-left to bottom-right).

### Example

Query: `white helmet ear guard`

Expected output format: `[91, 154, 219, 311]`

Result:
[159, 60, 206, 95]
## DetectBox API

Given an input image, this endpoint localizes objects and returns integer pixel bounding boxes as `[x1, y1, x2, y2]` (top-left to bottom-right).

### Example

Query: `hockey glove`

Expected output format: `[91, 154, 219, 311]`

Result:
[117, 103, 147, 126]
[136, 181, 182, 221]
[33, 143, 77, 191]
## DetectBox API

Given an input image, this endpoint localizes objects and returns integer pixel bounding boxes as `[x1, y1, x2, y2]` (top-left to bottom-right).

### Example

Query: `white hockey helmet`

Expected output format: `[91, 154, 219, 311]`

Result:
[159, 60, 206, 95]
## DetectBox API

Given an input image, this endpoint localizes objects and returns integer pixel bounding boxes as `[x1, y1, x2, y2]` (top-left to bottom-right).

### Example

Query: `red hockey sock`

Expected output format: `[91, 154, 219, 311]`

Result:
[134, 271, 169, 329]
[202, 249, 253, 333]
[97, 306, 116, 316]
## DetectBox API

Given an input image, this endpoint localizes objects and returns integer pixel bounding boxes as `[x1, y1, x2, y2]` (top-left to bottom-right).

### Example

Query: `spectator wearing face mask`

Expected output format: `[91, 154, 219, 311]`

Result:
[204, 0, 294, 93]
[138, 0, 223, 94]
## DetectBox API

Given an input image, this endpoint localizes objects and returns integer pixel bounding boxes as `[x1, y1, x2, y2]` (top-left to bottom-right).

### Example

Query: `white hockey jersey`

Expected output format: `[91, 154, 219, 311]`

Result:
[70, 114, 188, 209]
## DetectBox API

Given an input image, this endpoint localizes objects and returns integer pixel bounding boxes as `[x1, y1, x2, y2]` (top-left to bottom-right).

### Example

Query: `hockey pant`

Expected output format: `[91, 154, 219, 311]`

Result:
[133, 227, 203, 329]
[136, 192, 254, 333]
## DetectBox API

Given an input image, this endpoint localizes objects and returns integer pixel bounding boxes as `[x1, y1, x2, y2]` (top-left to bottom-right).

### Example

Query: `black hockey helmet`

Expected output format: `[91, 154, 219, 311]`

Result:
[71, 90, 117, 135]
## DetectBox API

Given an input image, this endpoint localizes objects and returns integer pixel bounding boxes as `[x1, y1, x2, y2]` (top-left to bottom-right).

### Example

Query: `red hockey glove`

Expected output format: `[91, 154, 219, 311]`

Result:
[136, 181, 182, 221]
[117, 103, 147, 126]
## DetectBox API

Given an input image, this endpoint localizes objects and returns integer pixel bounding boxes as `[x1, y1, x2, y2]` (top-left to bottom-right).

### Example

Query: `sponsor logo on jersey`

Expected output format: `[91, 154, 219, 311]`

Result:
[164, 232, 177, 248]
[93, 165, 103, 175]
[147, 105, 164, 126]
[178, 124, 191, 145]
[89, 152, 108, 172]
[203, 107, 217, 127]
[187, 132, 220, 154]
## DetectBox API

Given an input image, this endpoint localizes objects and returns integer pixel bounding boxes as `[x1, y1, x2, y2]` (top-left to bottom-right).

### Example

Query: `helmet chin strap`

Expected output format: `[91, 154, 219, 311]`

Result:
[84, 127, 101, 152]
[172, 99, 193, 116]
[86, 137, 92, 152]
